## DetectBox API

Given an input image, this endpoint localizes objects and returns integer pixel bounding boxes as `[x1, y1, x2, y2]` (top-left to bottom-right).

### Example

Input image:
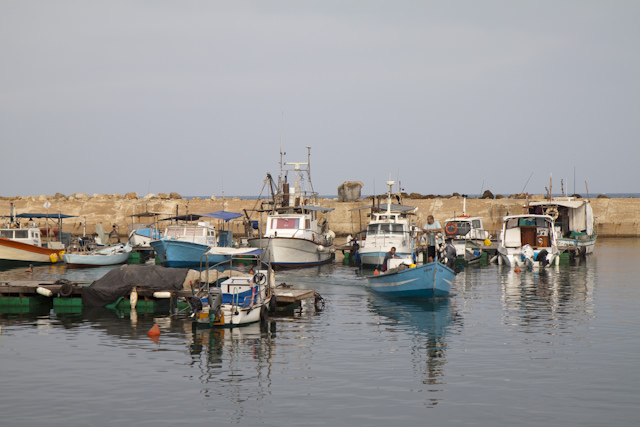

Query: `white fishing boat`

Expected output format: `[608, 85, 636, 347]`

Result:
[497, 214, 559, 268]
[63, 242, 132, 268]
[0, 210, 71, 264]
[357, 181, 419, 267]
[247, 147, 335, 268]
[525, 198, 596, 257]
[190, 251, 275, 328]
[442, 199, 491, 265]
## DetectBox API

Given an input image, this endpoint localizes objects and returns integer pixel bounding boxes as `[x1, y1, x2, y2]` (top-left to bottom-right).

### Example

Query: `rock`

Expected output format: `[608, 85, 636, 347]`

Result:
[54, 192, 67, 200]
[125, 192, 138, 200]
[92, 194, 111, 200]
[481, 190, 494, 199]
[597, 194, 609, 199]
[157, 193, 170, 200]
[337, 181, 363, 202]
[169, 192, 182, 199]
[143, 193, 156, 200]
[71, 193, 91, 200]
[408, 193, 423, 199]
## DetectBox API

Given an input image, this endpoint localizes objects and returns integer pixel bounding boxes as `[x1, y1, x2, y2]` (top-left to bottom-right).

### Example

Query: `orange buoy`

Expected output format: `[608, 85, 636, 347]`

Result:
[374, 269, 380, 276]
[514, 266, 521, 274]
[147, 323, 161, 337]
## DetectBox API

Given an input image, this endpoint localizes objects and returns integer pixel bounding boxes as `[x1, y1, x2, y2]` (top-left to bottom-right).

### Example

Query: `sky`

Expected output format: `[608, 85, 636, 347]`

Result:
[1, 1, 638, 198]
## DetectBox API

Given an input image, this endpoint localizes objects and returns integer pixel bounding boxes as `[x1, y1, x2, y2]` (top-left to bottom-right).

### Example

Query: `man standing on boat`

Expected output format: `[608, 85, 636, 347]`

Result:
[423, 215, 442, 263]
[382, 246, 398, 272]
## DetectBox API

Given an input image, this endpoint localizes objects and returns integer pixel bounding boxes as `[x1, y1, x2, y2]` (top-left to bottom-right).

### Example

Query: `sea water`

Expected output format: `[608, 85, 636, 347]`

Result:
[1, 238, 639, 426]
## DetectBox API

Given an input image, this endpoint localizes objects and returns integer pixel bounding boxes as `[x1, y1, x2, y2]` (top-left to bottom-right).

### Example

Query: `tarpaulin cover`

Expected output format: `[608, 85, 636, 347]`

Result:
[82, 264, 190, 307]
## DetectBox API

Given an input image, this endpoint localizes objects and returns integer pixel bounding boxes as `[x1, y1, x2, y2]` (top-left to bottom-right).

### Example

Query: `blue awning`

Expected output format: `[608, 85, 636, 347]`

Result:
[8, 213, 76, 219]
[201, 211, 244, 222]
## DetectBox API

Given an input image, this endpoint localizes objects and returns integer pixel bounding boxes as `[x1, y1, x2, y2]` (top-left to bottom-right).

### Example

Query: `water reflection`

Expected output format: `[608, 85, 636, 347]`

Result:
[366, 295, 459, 406]
[188, 323, 276, 401]
[499, 264, 595, 333]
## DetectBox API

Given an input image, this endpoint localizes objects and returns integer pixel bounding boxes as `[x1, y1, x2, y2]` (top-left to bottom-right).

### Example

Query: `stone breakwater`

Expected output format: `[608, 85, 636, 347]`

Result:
[1, 193, 639, 239]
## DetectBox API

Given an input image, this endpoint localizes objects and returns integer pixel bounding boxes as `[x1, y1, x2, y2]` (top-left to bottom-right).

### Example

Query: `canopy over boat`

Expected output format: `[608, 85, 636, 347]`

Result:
[201, 211, 244, 221]
[4, 213, 76, 219]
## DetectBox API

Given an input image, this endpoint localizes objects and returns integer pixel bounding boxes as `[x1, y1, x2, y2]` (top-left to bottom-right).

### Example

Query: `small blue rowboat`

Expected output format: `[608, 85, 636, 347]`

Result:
[366, 261, 455, 299]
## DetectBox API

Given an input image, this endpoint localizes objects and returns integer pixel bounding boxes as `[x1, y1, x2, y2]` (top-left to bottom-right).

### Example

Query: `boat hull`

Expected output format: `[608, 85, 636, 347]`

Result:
[359, 250, 414, 267]
[150, 240, 210, 268]
[367, 262, 454, 298]
[63, 244, 132, 268]
[247, 237, 333, 268]
[0, 237, 65, 263]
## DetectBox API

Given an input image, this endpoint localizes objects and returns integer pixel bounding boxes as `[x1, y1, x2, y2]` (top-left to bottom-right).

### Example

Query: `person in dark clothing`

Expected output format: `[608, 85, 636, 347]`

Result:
[382, 247, 398, 272]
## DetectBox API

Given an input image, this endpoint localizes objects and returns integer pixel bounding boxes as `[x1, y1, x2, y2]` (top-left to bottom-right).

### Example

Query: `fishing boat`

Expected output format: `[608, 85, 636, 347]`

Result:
[0, 210, 72, 264]
[442, 198, 491, 265]
[525, 198, 596, 257]
[357, 181, 419, 267]
[63, 242, 132, 268]
[247, 147, 335, 268]
[127, 210, 170, 249]
[497, 214, 559, 268]
[150, 211, 243, 268]
[366, 257, 455, 299]
[190, 251, 275, 328]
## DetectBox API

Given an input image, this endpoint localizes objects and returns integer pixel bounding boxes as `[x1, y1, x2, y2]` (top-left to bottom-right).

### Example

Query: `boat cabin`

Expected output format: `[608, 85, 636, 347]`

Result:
[164, 222, 217, 246]
[443, 216, 488, 240]
[0, 227, 42, 247]
[502, 215, 555, 249]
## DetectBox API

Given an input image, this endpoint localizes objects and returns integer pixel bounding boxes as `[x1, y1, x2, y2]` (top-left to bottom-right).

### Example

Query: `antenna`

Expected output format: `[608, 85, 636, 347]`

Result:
[521, 171, 534, 194]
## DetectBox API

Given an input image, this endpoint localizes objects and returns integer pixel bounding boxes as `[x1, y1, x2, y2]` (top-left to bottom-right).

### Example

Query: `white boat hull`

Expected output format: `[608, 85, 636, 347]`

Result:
[0, 238, 65, 263]
[63, 244, 132, 268]
[247, 237, 333, 268]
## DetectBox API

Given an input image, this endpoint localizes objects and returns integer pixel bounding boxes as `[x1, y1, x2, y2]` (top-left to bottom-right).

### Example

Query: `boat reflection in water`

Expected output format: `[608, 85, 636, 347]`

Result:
[499, 265, 595, 333]
[366, 295, 460, 404]
[188, 321, 276, 398]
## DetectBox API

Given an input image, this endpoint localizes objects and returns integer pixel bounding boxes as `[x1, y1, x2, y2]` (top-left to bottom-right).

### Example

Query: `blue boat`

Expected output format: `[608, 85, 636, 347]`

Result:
[151, 211, 244, 268]
[366, 260, 455, 299]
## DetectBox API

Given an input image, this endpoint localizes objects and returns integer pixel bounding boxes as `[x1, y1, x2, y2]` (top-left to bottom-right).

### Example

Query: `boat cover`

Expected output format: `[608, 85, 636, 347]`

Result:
[82, 264, 191, 307]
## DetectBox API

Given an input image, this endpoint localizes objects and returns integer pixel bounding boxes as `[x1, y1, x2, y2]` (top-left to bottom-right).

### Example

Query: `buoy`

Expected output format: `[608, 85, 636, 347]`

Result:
[130, 286, 138, 309]
[152, 291, 172, 299]
[514, 266, 521, 274]
[484, 238, 492, 246]
[147, 323, 161, 337]
[36, 286, 53, 297]
[26, 264, 33, 272]
[374, 269, 380, 276]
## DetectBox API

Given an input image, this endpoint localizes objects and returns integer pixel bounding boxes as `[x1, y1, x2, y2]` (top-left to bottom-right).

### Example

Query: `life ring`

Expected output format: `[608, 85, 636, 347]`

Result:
[545, 207, 559, 220]
[445, 222, 458, 235]
[253, 272, 267, 285]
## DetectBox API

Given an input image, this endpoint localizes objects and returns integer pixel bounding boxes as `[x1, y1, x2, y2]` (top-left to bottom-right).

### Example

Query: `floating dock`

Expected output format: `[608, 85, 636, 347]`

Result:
[0, 280, 321, 314]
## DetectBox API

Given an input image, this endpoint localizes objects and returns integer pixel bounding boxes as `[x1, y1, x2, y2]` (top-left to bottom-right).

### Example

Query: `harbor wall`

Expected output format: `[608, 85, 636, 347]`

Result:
[1, 194, 639, 240]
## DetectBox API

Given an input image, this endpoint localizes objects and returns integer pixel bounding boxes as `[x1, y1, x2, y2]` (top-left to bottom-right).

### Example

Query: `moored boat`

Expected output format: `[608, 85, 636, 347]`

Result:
[190, 251, 275, 328]
[497, 214, 559, 268]
[357, 181, 419, 267]
[63, 242, 132, 268]
[0, 210, 72, 264]
[247, 147, 335, 268]
[525, 198, 596, 257]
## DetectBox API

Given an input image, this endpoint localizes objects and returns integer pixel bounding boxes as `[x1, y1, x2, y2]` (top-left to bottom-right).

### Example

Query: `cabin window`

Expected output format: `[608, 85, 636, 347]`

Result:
[1, 230, 13, 238]
[14, 230, 28, 239]
[391, 224, 404, 235]
[272, 218, 299, 230]
[305, 219, 310, 229]
[506, 218, 519, 229]
[455, 222, 471, 235]
[518, 218, 536, 227]
[535, 218, 548, 228]
[380, 224, 391, 234]
[472, 220, 481, 229]
[367, 224, 378, 235]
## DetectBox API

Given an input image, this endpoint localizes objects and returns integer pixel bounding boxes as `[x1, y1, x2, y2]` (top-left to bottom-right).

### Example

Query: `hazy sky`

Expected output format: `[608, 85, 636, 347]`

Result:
[1, 1, 638, 198]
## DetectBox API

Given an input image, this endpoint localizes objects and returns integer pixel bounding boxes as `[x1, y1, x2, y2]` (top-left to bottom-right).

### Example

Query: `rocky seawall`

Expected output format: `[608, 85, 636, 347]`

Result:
[1, 193, 639, 240]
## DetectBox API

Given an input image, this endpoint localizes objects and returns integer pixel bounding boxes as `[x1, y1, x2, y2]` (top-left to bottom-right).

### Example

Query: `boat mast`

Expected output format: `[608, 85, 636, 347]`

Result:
[386, 181, 394, 215]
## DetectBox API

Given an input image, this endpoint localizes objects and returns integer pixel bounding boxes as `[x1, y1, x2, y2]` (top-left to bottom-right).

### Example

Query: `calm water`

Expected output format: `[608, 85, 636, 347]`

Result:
[1, 238, 639, 426]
